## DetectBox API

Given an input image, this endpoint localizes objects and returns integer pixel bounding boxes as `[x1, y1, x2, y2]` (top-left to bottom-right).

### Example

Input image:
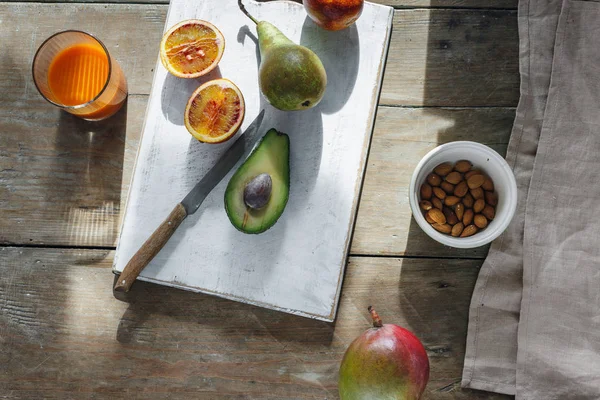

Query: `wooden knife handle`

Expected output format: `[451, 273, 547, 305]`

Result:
[114, 203, 188, 292]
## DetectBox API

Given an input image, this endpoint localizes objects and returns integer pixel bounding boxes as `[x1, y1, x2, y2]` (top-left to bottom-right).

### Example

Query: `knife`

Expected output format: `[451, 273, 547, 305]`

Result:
[114, 109, 266, 292]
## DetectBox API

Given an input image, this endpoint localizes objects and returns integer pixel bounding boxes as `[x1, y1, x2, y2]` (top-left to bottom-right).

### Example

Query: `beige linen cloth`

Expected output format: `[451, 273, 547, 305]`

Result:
[462, 0, 600, 397]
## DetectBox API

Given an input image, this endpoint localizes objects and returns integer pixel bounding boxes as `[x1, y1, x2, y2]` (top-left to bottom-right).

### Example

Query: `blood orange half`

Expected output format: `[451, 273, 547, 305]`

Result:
[160, 19, 225, 78]
[184, 79, 245, 144]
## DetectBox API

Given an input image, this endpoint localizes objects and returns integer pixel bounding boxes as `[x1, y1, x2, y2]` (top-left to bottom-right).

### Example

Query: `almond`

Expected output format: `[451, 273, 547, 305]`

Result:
[422, 160, 496, 237]
[454, 181, 469, 197]
[432, 223, 452, 234]
[425, 213, 436, 224]
[455, 203, 464, 220]
[474, 214, 488, 228]
[427, 208, 446, 225]
[470, 187, 484, 200]
[485, 191, 498, 206]
[460, 224, 478, 237]
[482, 205, 495, 220]
[467, 174, 485, 189]
[454, 160, 473, 173]
[482, 177, 494, 191]
[420, 183, 432, 200]
[462, 193, 474, 208]
[434, 162, 453, 177]
[465, 169, 482, 179]
[441, 181, 455, 194]
[473, 198, 485, 213]
[427, 173, 441, 187]
[443, 207, 459, 225]
[445, 196, 461, 207]
[463, 209, 474, 226]
[451, 222, 464, 237]
[433, 187, 447, 200]
[445, 171, 462, 185]
[419, 200, 433, 211]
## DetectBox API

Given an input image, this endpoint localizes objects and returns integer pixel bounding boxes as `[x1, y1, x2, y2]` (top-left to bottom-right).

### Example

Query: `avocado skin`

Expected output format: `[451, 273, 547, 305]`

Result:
[224, 129, 290, 234]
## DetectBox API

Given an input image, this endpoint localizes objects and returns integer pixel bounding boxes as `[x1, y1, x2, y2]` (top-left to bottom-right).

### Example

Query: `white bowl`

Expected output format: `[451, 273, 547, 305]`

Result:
[409, 141, 517, 249]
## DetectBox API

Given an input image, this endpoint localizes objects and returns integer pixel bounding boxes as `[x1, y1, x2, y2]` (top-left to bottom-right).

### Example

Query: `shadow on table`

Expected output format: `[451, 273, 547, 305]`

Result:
[349, 7, 518, 398]
[115, 281, 335, 342]
[395, 257, 514, 399]
[116, 282, 335, 344]
[51, 100, 129, 247]
[113, 279, 336, 392]
[398, 8, 518, 399]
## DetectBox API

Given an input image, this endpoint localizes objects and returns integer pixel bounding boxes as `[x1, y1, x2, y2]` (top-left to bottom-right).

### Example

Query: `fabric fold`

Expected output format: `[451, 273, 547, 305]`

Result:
[462, 0, 562, 394]
[519, 1, 600, 397]
[463, 0, 600, 397]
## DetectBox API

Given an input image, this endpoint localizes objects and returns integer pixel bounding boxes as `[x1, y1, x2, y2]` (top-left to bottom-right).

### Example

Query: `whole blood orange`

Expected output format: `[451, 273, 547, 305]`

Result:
[160, 19, 225, 78]
[303, 0, 364, 31]
[184, 79, 245, 144]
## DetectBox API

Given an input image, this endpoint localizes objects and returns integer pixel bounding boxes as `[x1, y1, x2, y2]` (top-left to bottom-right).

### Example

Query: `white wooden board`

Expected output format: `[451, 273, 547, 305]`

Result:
[113, 0, 393, 321]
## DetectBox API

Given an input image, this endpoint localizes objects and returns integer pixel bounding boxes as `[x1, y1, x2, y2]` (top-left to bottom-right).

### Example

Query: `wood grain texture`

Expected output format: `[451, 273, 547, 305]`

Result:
[296, 0, 518, 8]
[0, 3, 518, 251]
[0, 3, 518, 105]
[381, 8, 519, 106]
[385, 0, 517, 8]
[16, 0, 518, 9]
[0, 102, 513, 256]
[0, 3, 165, 95]
[114, 203, 187, 292]
[0, 95, 146, 247]
[351, 106, 514, 257]
[0, 247, 512, 399]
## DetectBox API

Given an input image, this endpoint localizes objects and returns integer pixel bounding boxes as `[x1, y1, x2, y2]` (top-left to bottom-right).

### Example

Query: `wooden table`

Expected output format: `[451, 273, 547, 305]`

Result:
[1, 0, 517, 398]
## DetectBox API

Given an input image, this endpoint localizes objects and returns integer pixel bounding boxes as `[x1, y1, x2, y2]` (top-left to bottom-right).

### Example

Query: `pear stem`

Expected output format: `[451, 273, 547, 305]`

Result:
[238, 0, 259, 25]
[368, 306, 383, 328]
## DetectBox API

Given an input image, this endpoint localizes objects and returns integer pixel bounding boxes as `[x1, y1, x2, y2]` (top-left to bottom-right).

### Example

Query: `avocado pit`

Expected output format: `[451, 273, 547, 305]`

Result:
[244, 173, 272, 209]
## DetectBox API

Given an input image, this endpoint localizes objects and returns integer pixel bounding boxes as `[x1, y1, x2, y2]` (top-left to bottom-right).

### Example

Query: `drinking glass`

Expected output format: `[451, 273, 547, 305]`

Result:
[32, 30, 128, 121]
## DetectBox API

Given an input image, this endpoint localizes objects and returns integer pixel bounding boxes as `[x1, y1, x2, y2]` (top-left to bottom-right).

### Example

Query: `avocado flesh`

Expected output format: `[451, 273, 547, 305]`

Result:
[225, 129, 290, 234]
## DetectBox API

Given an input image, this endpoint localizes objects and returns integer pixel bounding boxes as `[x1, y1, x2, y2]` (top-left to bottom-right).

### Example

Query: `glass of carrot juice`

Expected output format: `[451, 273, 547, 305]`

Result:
[32, 30, 128, 121]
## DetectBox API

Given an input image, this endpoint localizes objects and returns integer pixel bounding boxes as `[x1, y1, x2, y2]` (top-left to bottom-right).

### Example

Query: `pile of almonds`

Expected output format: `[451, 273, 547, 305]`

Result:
[419, 160, 497, 238]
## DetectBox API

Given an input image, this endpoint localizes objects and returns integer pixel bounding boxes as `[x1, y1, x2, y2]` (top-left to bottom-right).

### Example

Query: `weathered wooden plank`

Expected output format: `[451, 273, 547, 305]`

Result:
[0, 104, 513, 257]
[1, 3, 165, 97]
[0, 4, 156, 248]
[386, 0, 517, 8]
[11, 0, 518, 10]
[381, 9, 519, 106]
[0, 3, 518, 253]
[351, 106, 514, 257]
[0, 95, 146, 247]
[0, 247, 511, 399]
[1, 4, 518, 106]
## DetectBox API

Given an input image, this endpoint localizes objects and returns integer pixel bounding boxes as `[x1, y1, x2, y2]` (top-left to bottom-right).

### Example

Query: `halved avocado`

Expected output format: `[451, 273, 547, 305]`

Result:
[224, 128, 290, 234]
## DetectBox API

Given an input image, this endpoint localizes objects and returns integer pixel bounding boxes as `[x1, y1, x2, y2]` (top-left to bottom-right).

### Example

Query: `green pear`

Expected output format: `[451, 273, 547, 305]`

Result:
[239, 0, 327, 111]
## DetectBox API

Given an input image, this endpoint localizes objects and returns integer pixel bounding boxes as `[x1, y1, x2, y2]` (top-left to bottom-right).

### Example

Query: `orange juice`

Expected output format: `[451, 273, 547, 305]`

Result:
[47, 43, 126, 119]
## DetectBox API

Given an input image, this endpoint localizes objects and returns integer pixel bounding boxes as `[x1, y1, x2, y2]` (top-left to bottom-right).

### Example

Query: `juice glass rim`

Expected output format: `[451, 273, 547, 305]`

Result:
[32, 30, 114, 111]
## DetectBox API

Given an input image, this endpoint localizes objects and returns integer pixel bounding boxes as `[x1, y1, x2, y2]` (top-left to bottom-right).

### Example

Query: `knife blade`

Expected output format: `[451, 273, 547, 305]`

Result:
[114, 109, 265, 292]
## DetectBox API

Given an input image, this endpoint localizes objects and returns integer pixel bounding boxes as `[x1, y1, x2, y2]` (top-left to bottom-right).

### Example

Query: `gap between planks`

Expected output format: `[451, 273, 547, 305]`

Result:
[0, 244, 487, 260]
